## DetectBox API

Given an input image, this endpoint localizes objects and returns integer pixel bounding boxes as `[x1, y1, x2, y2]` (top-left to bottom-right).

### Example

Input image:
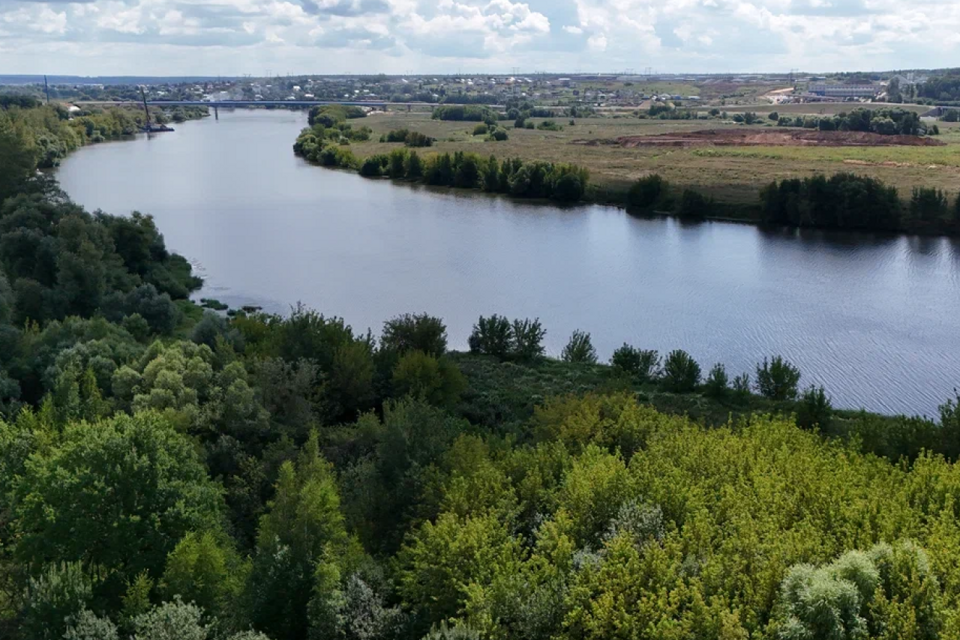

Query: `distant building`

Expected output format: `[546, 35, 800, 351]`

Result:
[808, 84, 879, 99]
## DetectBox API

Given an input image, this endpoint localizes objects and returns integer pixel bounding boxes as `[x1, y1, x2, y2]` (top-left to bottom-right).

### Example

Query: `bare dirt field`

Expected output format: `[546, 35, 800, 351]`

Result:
[587, 130, 946, 149]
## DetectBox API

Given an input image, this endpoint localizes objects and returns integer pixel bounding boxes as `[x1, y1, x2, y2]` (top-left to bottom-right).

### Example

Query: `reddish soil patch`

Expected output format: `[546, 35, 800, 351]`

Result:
[577, 129, 946, 148]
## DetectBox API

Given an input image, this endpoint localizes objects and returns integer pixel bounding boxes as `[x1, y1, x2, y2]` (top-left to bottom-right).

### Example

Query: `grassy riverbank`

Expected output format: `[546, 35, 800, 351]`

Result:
[348, 110, 960, 211]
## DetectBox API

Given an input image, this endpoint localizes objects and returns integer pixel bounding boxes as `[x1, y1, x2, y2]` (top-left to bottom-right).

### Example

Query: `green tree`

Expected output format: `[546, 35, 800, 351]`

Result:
[661, 349, 701, 392]
[704, 363, 729, 399]
[20, 561, 97, 640]
[381, 313, 448, 356]
[561, 330, 597, 364]
[245, 433, 348, 640]
[132, 598, 208, 640]
[13, 412, 223, 586]
[468, 315, 512, 358]
[756, 355, 801, 400]
[0, 118, 36, 202]
[64, 610, 120, 640]
[160, 531, 247, 625]
[511, 318, 546, 361]
[797, 385, 832, 431]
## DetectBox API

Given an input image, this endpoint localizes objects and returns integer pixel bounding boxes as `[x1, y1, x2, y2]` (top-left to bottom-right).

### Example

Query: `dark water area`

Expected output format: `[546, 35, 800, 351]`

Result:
[57, 109, 960, 417]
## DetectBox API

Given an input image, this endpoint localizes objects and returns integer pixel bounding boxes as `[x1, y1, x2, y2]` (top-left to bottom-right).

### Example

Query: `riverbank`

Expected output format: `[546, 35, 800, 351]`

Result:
[314, 110, 960, 234]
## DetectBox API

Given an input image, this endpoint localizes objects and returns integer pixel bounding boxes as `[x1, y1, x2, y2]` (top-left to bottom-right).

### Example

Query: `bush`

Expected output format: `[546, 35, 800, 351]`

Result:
[468, 315, 512, 358]
[797, 385, 832, 430]
[627, 175, 665, 209]
[392, 351, 466, 409]
[472, 123, 489, 136]
[704, 363, 729, 399]
[384, 128, 411, 143]
[561, 330, 597, 364]
[677, 189, 710, 220]
[552, 173, 584, 202]
[489, 129, 508, 142]
[405, 131, 434, 148]
[511, 318, 546, 361]
[359, 156, 384, 177]
[661, 349, 701, 393]
[381, 313, 448, 357]
[755, 356, 801, 400]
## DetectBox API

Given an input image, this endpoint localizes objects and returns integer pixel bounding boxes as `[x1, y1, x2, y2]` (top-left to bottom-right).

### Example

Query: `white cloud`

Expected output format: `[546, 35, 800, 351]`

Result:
[0, 0, 958, 74]
[587, 33, 607, 51]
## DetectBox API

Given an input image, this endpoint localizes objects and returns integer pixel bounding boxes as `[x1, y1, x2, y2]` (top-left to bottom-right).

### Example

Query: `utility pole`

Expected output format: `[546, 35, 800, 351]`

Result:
[43, 75, 50, 103]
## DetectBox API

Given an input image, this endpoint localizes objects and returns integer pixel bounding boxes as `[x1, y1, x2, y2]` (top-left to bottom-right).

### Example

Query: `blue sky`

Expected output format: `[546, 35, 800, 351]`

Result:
[0, 0, 957, 75]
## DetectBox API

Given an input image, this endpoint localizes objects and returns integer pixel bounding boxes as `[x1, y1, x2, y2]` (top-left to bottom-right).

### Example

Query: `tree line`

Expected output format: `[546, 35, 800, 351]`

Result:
[773, 107, 930, 136]
[626, 172, 960, 235]
[0, 97, 206, 174]
[294, 127, 590, 203]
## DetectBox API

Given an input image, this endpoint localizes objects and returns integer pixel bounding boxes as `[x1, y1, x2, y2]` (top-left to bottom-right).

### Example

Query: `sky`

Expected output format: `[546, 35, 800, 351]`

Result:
[0, 0, 958, 76]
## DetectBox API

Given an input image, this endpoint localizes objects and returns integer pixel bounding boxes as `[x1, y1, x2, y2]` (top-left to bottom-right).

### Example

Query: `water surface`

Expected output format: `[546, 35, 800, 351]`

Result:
[57, 110, 960, 417]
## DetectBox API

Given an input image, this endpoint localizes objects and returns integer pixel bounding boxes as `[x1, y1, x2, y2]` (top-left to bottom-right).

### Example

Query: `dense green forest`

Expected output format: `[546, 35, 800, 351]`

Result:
[6, 100, 960, 640]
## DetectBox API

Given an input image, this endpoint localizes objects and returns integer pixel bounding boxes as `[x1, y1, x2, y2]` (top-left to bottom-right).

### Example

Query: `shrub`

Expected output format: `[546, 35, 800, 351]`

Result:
[755, 356, 801, 400]
[384, 128, 410, 143]
[405, 131, 434, 148]
[511, 318, 546, 361]
[392, 351, 466, 409]
[661, 349, 701, 393]
[472, 123, 489, 135]
[552, 173, 584, 202]
[489, 129, 508, 142]
[677, 189, 710, 220]
[627, 175, 665, 209]
[359, 156, 384, 177]
[537, 120, 563, 131]
[797, 385, 832, 430]
[561, 330, 597, 364]
[468, 315, 513, 358]
[704, 363, 729, 399]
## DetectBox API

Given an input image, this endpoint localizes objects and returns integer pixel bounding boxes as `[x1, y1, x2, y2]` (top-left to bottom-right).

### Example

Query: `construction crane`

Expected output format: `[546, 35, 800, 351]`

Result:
[139, 86, 174, 133]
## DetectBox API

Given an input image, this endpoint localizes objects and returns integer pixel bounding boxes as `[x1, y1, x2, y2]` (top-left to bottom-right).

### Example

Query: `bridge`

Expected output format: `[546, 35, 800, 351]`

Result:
[74, 99, 430, 109]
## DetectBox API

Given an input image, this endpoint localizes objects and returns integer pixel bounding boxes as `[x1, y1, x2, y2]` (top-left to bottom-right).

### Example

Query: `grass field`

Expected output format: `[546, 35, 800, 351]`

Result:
[350, 110, 960, 206]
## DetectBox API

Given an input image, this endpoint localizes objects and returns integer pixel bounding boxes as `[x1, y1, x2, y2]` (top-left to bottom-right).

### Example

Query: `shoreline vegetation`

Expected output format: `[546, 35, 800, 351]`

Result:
[294, 104, 960, 237]
[6, 97, 960, 640]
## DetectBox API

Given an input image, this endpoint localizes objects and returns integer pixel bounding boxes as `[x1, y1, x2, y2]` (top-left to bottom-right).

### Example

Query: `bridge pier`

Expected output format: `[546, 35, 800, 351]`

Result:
[214, 106, 219, 121]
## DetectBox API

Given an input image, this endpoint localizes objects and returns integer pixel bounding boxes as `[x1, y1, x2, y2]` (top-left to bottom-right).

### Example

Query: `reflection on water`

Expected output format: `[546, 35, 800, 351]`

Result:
[57, 110, 960, 417]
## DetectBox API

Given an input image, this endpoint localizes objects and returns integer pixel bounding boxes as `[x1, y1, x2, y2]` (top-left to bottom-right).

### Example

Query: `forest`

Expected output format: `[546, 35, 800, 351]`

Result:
[6, 99, 960, 640]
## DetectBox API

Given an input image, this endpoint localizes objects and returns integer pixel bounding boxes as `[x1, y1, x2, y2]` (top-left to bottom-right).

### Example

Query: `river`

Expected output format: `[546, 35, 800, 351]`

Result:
[56, 109, 960, 417]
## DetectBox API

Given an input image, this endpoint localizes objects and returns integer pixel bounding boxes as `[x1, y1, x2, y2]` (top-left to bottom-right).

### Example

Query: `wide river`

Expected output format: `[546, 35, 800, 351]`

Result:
[57, 110, 960, 417]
